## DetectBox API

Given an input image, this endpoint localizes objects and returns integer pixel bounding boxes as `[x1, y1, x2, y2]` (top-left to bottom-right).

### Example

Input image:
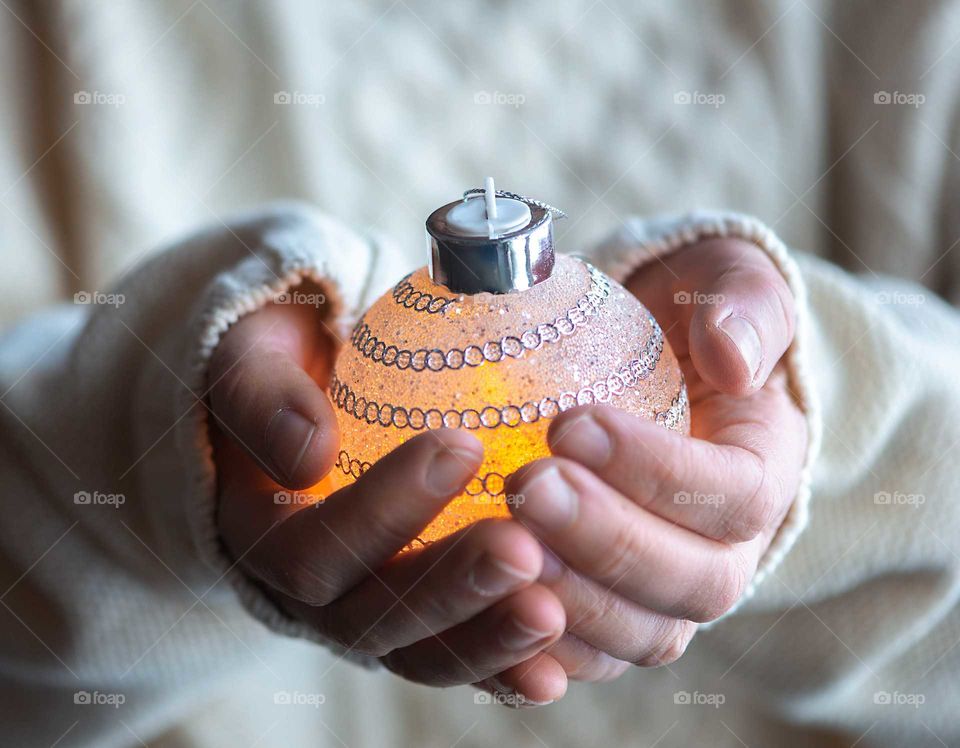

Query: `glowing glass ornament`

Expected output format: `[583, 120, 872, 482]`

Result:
[326, 180, 690, 548]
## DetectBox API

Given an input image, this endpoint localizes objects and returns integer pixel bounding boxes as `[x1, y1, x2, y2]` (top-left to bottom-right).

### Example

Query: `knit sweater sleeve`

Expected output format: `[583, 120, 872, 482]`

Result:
[587, 211, 960, 743]
[0, 203, 405, 747]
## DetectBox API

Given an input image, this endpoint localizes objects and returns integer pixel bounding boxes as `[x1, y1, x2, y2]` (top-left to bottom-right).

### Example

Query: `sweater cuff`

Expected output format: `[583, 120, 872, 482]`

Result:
[590, 211, 822, 615]
[174, 204, 384, 663]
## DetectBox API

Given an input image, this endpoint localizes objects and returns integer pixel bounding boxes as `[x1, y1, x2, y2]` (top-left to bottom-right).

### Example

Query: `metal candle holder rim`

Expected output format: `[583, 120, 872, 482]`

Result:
[426, 188, 567, 295]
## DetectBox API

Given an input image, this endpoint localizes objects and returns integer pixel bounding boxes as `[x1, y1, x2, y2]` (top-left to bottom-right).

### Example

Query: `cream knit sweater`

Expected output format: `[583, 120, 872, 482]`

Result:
[2, 2, 959, 747]
[2, 204, 957, 748]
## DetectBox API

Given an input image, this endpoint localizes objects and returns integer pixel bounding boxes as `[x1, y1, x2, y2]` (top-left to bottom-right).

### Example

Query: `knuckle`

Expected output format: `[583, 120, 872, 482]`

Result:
[723, 450, 778, 543]
[593, 516, 645, 582]
[358, 500, 419, 550]
[572, 594, 612, 633]
[279, 522, 344, 605]
[283, 552, 341, 605]
[210, 349, 278, 434]
[416, 582, 466, 624]
[646, 457, 678, 505]
[383, 649, 459, 687]
[348, 630, 395, 658]
[573, 585, 627, 635]
[626, 437, 684, 508]
[634, 619, 695, 668]
[695, 549, 750, 622]
[320, 602, 395, 658]
[566, 648, 615, 681]
[598, 658, 631, 682]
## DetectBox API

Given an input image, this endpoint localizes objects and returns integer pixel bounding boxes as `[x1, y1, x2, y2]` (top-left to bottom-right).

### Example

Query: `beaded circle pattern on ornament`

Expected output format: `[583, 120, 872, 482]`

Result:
[657, 388, 689, 431]
[335, 448, 508, 499]
[358, 263, 612, 371]
[391, 276, 457, 315]
[334, 368, 687, 506]
[331, 256, 690, 547]
[331, 322, 667, 431]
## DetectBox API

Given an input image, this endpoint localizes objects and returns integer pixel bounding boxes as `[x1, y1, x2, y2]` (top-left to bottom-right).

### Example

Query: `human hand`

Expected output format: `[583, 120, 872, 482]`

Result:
[496, 237, 807, 695]
[208, 291, 565, 692]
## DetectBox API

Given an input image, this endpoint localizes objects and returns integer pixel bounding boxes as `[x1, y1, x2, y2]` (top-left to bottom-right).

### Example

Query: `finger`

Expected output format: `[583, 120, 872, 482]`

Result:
[538, 546, 698, 667]
[219, 428, 483, 605]
[382, 584, 564, 687]
[209, 297, 339, 488]
[291, 519, 542, 656]
[546, 635, 630, 682]
[507, 457, 761, 623]
[628, 238, 796, 396]
[548, 397, 805, 543]
[685, 240, 795, 395]
[479, 653, 569, 707]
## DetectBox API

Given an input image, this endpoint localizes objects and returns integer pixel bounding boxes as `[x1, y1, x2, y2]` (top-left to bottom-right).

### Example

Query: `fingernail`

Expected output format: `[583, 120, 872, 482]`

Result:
[266, 408, 317, 481]
[427, 447, 479, 495]
[552, 414, 611, 468]
[488, 676, 514, 695]
[719, 315, 763, 381]
[486, 678, 554, 708]
[516, 696, 555, 708]
[498, 615, 556, 651]
[516, 466, 578, 532]
[469, 554, 533, 597]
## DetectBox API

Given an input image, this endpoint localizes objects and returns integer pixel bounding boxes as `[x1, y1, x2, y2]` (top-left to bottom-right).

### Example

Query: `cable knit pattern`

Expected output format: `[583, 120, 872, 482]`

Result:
[590, 212, 822, 616]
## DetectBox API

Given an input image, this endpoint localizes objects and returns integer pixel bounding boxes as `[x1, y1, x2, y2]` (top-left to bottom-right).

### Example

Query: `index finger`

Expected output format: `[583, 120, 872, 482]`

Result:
[217, 427, 484, 605]
[547, 382, 806, 544]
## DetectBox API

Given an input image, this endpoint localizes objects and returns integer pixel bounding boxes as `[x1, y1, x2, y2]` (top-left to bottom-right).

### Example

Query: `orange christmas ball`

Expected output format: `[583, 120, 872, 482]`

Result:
[323, 185, 689, 548]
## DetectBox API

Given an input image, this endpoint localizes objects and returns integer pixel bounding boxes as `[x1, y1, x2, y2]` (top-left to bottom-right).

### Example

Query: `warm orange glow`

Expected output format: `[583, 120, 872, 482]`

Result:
[318, 256, 689, 549]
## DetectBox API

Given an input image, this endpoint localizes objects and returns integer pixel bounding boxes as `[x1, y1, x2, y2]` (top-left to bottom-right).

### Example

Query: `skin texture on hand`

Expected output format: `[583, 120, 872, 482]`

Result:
[208, 293, 565, 702]
[494, 237, 808, 698]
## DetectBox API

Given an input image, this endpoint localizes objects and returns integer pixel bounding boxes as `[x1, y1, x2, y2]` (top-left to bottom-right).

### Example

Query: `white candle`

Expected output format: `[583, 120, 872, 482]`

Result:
[445, 177, 531, 238]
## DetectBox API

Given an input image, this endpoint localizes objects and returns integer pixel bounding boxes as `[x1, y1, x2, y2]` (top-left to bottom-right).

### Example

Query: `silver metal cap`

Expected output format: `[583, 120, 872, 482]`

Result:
[426, 195, 557, 295]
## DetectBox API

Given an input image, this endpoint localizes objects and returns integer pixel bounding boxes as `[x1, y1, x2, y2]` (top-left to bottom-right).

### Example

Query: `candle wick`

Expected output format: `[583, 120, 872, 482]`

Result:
[484, 177, 498, 239]
[484, 176, 498, 221]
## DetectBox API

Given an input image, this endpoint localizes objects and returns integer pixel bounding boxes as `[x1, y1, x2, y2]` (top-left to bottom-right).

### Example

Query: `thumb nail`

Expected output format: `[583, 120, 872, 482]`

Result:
[718, 315, 762, 382]
[266, 408, 317, 481]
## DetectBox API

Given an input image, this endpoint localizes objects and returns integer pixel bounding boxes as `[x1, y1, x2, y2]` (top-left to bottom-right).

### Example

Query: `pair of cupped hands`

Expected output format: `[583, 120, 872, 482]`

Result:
[209, 237, 806, 706]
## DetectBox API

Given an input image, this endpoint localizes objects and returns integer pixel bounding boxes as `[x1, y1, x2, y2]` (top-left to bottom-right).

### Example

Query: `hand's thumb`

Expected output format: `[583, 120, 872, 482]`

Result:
[688, 256, 795, 396]
[208, 302, 339, 488]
